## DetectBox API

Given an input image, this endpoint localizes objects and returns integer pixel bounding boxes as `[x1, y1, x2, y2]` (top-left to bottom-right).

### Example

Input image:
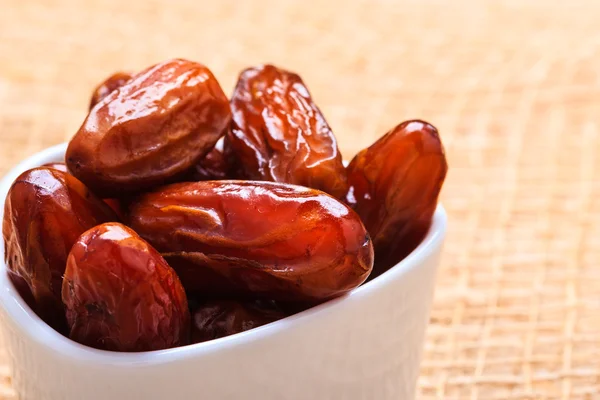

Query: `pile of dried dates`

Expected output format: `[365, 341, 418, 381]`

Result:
[2, 59, 447, 352]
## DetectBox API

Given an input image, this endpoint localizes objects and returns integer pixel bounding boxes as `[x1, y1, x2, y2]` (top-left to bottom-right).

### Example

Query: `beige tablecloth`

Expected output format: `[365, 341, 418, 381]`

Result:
[1, 0, 599, 398]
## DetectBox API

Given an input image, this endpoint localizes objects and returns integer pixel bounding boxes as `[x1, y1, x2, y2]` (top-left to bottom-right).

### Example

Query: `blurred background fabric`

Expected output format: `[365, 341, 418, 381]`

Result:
[1, 0, 599, 398]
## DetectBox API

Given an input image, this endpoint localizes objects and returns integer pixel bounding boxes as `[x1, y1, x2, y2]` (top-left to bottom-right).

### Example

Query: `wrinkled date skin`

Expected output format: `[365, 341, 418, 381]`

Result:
[227, 65, 348, 198]
[129, 181, 373, 301]
[191, 137, 231, 180]
[191, 300, 287, 343]
[67, 58, 232, 196]
[62, 222, 190, 352]
[88, 72, 133, 110]
[346, 120, 447, 276]
[2, 168, 118, 330]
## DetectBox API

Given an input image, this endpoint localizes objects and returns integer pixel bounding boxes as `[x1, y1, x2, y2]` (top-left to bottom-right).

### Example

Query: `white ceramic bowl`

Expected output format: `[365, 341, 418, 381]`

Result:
[0, 143, 446, 400]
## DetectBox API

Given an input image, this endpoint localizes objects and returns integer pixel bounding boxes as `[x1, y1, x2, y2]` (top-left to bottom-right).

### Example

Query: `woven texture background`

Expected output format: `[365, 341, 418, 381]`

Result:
[1, 0, 600, 398]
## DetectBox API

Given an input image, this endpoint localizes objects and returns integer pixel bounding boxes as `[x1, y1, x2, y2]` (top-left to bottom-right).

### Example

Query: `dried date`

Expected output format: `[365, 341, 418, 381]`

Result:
[2, 168, 118, 330]
[128, 181, 373, 301]
[62, 222, 190, 351]
[41, 162, 127, 219]
[346, 120, 447, 276]
[227, 65, 348, 198]
[67, 58, 231, 196]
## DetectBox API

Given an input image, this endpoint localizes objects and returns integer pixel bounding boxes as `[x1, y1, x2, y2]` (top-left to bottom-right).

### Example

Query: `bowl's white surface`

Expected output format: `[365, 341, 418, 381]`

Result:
[0, 143, 447, 400]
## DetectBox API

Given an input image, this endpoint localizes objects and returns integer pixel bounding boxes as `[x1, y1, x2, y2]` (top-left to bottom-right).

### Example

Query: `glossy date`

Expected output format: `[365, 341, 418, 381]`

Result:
[62, 222, 190, 352]
[227, 65, 348, 198]
[346, 120, 447, 275]
[42, 162, 128, 220]
[2, 168, 118, 330]
[66, 58, 231, 196]
[128, 180, 373, 301]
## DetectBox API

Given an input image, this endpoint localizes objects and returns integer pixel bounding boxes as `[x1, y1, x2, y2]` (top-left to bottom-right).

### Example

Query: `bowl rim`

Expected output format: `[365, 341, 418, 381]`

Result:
[0, 142, 447, 366]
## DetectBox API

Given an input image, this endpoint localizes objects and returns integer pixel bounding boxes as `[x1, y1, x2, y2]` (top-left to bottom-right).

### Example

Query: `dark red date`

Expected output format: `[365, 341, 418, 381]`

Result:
[346, 120, 447, 276]
[128, 181, 373, 301]
[41, 162, 127, 220]
[62, 222, 190, 352]
[67, 59, 231, 196]
[2, 168, 118, 330]
[227, 65, 348, 198]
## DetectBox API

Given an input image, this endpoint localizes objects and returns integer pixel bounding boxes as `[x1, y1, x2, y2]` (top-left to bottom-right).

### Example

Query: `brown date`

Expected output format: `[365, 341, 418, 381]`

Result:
[191, 300, 286, 343]
[88, 72, 133, 110]
[191, 137, 231, 180]
[67, 58, 231, 196]
[41, 162, 127, 220]
[62, 222, 190, 352]
[2, 168, 118, 330]
[227, 64, 348, 198]
[128, 181, 373, 301]
[346, 120, 447, 276]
